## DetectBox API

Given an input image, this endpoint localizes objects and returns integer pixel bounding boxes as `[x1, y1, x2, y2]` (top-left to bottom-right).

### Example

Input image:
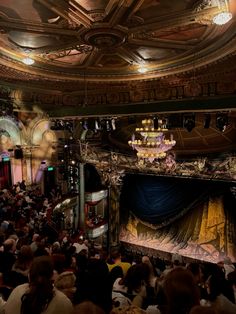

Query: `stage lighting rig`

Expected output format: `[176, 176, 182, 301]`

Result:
[50, 119, 74, 132]
[183, 113, 195, 132]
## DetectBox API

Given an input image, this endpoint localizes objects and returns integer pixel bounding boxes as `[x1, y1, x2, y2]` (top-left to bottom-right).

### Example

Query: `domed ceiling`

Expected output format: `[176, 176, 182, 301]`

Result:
[0, 0, 236, 158]
[0, 0, 235, 88]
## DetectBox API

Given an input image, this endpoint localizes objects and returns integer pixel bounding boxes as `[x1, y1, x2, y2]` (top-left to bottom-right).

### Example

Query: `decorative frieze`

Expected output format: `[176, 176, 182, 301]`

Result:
[0, 70, 236, 113]
[79, 142, 236, 183]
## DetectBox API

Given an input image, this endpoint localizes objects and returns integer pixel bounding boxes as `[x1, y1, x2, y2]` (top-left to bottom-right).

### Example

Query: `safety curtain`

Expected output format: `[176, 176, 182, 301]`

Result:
[120, 174, 236, 262]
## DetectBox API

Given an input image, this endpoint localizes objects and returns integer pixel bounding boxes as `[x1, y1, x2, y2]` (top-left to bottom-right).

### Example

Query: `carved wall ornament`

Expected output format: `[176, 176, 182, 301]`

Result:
[194, 0, 212, 12]
[100, 168, 125, 186]
[79, 142, 236, 183]
[184, 81, 202, 97]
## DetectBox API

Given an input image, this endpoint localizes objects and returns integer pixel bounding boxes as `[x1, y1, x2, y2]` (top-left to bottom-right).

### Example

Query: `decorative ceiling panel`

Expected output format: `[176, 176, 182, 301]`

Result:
[0, 0, 234, 89]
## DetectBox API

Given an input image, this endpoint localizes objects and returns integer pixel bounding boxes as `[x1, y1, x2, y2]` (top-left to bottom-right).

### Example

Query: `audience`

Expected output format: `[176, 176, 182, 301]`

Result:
[4, 256, 73, 314]
[0, 183, 236, 314]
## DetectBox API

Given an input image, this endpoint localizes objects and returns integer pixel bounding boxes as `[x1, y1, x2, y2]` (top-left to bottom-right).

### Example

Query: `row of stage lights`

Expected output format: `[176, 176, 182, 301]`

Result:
[182, 112, 229, 132]
[50, 118, 117, 133]
[50, 112, 229, 134]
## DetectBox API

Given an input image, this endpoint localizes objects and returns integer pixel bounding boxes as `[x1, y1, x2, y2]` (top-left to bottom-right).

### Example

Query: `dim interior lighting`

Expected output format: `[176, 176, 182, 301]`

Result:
[213, 11, 232, 25]
[22, 57, 35, 65]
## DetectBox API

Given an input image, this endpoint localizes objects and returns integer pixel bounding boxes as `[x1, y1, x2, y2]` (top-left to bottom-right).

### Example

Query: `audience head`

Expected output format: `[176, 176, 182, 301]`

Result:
[14, 245, 34, 270]
[75, 258, 112, 313]
[110, 305, 146, 314]
[228, 269, 236, 287]
[109, 265, 124, 288]
[142, 255, 152, 267]
[28, 255, 54, 285]
[54, 270, 76, 301]
[190, 305, 217, 314]
[123, 263, 150, 294]
[21, 256, 54, 314]
[3, 238, 16, 253]
[110, 250, 121, 263]
[187, 263, 203, 284]
[163, 267, 200, 314]
[205, 263, 235, 303]
[73, 301, 105, 314]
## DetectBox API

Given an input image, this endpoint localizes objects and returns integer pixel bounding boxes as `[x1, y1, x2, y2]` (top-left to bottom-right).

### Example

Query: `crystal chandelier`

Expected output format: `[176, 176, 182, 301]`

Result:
[128, 118, 176, 162]
[212, 0, 232, 25]
[212, 11, 232, 25]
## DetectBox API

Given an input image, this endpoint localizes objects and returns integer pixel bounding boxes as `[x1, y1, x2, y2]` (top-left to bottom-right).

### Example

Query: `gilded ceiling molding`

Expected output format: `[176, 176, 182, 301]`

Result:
[0, 6, 235, 81]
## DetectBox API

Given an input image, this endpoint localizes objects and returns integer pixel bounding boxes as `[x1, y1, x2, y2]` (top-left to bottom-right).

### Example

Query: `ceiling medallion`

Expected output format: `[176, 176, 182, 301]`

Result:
[82, 27, 127, 51]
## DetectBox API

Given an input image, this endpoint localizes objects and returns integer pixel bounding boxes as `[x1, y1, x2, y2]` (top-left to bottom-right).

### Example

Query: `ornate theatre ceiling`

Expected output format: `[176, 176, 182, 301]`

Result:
[0, 1, 235, 101]
[0, 0, 236, 157]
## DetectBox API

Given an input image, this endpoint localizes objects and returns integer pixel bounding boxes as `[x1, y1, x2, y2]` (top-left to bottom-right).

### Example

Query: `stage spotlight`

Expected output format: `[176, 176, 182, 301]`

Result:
[183, 114, 195, 132]
[154, 116, 168, 129]
[111, 118, 116, 131]
[87, 118, 96, 130]
[204, 114, 211, 129]
[106, 120, 112, 132]
[82, 120, 88, 130]
[216, 113, 228, 132]
[95, 119, 101, 131]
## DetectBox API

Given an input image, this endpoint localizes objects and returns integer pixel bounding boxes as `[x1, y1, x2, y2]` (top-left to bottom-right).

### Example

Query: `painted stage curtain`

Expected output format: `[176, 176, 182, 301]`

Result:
[120, 174, 236, 262]
[121, 174, 213, 227]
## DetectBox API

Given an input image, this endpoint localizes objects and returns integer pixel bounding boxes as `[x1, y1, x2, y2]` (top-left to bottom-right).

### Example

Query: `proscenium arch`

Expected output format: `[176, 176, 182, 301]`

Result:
[0, 116, 21, 146]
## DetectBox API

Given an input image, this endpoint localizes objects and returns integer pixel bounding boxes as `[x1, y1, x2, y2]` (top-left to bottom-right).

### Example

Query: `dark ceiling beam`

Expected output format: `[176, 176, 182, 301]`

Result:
[0, 19, 79, 36]
[46, 95, 236, 118]
[36, 0, 77, 26]
[130, 7, 220, 33]
[128, 38, 194, 50]
[108, 0, 134, 26]
[123, 0, 146, 21]
[68, 0, 93, 27]
[105, 0, 118, 16]
[82, 49, 102, 67]
[37, 0, 92, 28]
[117, 46, 143, 64]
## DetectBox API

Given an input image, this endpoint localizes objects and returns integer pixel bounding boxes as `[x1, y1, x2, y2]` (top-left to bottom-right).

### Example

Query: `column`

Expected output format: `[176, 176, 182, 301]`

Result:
[77, 162, 85, 231]
[101, 166, 124, 252]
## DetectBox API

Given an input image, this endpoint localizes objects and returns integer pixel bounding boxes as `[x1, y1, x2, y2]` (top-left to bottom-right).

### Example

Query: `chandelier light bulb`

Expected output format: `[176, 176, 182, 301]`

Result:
[213, 12, 232, 25]
[138, 66, 148, 73]
[129, 118, 176, 162]
[22, 57, 35, 65]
